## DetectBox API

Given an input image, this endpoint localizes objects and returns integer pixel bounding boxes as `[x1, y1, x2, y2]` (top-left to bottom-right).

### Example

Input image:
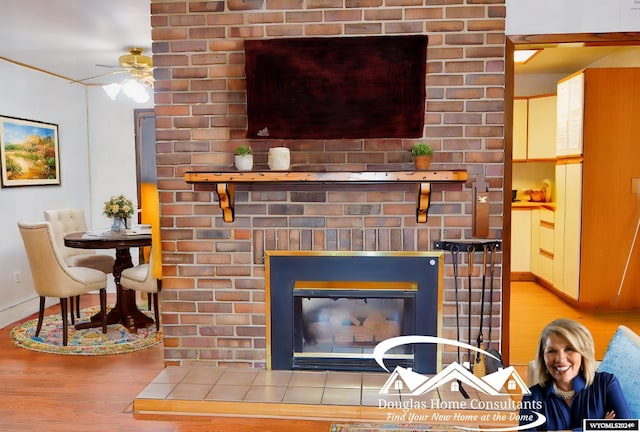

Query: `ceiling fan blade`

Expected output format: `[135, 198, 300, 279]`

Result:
[96, 64, 123, 69]
[69, 69, 128, 84]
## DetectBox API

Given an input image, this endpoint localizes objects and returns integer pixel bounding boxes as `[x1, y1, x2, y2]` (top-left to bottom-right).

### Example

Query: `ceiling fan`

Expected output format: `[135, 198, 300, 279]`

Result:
[73, 47, 154, 86]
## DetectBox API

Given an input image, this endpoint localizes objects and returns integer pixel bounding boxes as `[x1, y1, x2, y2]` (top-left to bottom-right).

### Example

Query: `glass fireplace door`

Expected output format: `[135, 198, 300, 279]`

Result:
[292, 281, 416, 371]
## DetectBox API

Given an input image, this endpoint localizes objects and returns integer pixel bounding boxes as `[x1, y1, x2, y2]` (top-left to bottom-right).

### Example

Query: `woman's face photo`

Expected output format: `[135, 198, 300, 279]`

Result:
[543, 333, 582, 389]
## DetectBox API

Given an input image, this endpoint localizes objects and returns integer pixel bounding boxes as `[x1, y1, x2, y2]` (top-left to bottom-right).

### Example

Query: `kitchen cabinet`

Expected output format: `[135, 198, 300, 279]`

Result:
[554, 162, 582, 299]
[511, 209, 532, 273]
[527, 95, 557, 160]
[553, 68, 640, 307]
[537, 207, 555, 284]
[527, 206, 555, 285]
[530, 209, 540, 276]
[512, 98, 528, 161]
[513, 95, 556, 161]
[556, 72, 584, 157]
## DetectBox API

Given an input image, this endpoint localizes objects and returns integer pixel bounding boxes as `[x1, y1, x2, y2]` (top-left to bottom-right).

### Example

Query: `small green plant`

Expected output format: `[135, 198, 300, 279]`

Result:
[411, 142, 433, 157]
[235, 145, 253, 156]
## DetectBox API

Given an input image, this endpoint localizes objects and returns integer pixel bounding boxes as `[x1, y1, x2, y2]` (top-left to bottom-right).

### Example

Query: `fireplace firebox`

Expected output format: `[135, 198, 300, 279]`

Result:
[266, 251, 443, 373]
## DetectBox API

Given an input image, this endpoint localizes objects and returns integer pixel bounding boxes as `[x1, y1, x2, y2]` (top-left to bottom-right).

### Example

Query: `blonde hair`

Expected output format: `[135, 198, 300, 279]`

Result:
[533, 318, 597, 387]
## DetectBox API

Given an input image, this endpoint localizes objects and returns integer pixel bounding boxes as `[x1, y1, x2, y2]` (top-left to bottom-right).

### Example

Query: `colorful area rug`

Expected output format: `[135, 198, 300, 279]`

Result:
[10, 306, 162, 355]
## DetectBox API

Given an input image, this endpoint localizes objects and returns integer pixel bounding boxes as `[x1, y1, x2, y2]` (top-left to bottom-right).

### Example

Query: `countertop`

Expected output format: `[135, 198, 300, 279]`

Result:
[512, 201, 556, 210]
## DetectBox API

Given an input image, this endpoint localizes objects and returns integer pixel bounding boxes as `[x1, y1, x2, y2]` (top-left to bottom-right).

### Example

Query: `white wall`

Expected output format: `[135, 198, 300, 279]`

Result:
[87, 87, 150, 229]
[0, 60, 152, 328]
[0, 61, 90, 326]
[506, 0, 640, 35]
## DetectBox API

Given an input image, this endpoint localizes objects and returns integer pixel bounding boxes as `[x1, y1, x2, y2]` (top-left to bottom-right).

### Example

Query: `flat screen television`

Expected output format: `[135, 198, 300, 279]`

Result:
[244, 35, 428, 140]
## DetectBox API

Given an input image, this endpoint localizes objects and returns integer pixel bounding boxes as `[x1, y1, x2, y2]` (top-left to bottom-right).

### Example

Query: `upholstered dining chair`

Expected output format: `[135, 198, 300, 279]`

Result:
[17, 221, 108, 346]
[44, 208, 115, 320]
[119, 250, 162, 331]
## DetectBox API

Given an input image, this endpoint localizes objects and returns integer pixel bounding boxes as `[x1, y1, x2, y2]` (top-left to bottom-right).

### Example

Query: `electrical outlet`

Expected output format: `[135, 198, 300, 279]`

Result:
[13, 271, 21, 283]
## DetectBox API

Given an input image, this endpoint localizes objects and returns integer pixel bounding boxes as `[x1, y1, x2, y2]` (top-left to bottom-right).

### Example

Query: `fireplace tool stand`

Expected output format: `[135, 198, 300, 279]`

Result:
[434, 240, 502, 397]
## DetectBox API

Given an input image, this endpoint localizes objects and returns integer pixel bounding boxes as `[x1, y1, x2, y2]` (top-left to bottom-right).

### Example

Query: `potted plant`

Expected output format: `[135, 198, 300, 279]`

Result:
[411, 142, 433, 170]
[234, 145, 253, 171]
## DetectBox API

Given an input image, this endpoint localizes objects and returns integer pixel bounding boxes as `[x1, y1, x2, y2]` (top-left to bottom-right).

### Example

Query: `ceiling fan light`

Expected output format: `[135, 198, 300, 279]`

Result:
[122, 79, 143, 97]
[102, 82, 121, 100]
[122, 78, 150, 103]
[133, 89, 150, 104]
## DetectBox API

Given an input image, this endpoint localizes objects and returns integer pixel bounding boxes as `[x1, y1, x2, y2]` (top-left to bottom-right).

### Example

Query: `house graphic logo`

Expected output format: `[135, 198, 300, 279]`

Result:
[372, 335, 547, 431]
[379, 362, 529, 397]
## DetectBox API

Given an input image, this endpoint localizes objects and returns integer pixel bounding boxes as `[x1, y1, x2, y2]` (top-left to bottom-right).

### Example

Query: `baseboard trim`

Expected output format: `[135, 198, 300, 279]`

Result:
[0, 296, 58, 329]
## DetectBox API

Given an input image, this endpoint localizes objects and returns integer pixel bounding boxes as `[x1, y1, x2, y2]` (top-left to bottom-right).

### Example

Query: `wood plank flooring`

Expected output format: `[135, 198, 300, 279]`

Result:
[2, 283, 639, 431]
[509, 281, 640, 365]
[0, 296, 330, 432]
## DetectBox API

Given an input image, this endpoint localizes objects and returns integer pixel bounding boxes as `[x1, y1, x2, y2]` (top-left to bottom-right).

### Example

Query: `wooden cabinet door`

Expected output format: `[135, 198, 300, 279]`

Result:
[513, 98, 528, 161]
[538, 208, 555, 284]
[530, 208, 540, 276]
[556, 72, 584, 157]
[562, 163, 582, 299]
[554, 163, 582, 299]
[511, 209, 532, 273]
[553, 164, 566, 294]
[556, 80, 569, 157]
[566, 73, 584, 156]
[527, 95, 557, 160]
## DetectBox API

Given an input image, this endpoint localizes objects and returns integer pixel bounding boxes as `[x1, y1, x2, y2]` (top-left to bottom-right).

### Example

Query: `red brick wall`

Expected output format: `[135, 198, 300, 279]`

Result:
[150, 0, 506, 367]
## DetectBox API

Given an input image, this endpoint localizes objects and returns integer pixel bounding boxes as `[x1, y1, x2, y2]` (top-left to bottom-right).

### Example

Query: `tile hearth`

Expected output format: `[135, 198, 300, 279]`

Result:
[133, 366, 519, 425]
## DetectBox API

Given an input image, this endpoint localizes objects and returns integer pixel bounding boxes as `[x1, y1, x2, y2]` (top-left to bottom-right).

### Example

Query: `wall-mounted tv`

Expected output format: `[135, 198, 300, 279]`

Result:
[244, 35, 428, 140]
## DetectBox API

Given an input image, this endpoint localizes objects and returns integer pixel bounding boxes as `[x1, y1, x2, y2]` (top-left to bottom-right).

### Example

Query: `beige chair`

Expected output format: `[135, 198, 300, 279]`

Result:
[44, 208, 115, 319]
[120, 250, 162, 331]
[17, 221, 108, 346]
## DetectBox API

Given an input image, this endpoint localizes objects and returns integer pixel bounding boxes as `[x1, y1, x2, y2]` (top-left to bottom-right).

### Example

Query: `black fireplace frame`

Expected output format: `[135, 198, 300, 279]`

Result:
[265, 251, 444, 374]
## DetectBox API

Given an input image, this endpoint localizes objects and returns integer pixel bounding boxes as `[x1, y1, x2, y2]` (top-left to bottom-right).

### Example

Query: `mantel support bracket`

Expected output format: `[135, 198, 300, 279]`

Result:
[216, 183, 235, 222]
[416, 182, 431, 223]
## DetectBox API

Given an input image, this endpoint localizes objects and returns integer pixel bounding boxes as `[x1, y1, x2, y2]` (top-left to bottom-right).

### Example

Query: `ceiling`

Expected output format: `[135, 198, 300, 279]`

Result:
[0, 1, 635, 86]
[0, 0, 152, 85]
[514, 44, 640, 75]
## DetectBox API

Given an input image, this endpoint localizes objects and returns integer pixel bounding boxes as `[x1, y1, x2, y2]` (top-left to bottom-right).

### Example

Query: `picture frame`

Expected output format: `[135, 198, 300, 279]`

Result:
[0, 115, 60, 187]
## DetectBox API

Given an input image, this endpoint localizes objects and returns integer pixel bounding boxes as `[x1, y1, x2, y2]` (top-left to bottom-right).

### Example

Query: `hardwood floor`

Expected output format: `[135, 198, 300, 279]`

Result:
[0, 296, 330, 432]
[2, 284, 638, 431]
[509, 281, 640, 366]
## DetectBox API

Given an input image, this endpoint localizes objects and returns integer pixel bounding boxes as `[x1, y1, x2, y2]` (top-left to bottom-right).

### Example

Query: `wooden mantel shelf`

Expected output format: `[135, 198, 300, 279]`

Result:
[184, 170, 468, 223]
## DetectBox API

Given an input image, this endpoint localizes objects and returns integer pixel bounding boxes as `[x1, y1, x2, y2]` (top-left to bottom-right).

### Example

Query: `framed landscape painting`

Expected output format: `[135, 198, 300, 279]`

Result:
[0, 115, 60, 187]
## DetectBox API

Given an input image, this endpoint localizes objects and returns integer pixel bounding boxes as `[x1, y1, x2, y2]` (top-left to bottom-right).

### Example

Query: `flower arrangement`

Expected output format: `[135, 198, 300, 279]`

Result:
[103, 194, 134, 219]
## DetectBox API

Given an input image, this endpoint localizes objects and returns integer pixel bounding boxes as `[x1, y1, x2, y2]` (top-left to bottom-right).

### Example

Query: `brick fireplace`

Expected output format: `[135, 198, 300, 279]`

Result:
[150, 0, 506, 368]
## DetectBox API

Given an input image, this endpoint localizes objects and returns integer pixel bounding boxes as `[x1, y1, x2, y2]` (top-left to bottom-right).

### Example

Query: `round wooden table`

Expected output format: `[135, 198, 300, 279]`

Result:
[64, 231, 153, 333]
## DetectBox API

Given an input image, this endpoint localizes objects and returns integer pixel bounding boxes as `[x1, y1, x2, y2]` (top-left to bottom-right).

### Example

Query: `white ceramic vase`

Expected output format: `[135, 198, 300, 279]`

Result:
[268, 147, 290, 171]
[235, 154, 254, 171]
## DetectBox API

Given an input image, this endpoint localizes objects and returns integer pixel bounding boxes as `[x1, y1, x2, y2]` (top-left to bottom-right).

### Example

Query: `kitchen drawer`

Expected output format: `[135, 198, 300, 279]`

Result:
[540, 226, 554, 253]
[540, 208, 554, 224]
[539, 254, 554, 284]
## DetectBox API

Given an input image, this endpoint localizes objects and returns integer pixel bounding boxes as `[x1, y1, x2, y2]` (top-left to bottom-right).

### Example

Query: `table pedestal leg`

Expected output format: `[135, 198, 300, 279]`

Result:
[75, 247, 154, 333]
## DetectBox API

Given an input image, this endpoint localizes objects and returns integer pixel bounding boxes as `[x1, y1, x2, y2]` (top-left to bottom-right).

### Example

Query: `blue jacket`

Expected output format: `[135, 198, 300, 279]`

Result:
[520, 371, 631, 431]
